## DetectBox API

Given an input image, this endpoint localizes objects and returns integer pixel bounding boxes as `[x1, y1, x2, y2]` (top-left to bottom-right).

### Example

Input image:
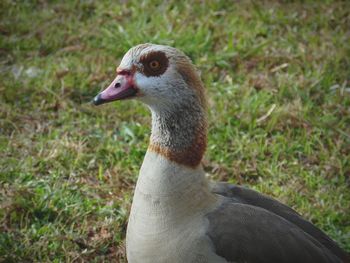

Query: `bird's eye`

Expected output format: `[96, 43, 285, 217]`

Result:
[140, 51, 169, 77]
[149, 60, 160, 70]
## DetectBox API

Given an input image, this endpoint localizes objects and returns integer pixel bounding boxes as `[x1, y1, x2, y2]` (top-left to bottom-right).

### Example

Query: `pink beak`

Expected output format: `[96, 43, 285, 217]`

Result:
[93, 71, 138, 105]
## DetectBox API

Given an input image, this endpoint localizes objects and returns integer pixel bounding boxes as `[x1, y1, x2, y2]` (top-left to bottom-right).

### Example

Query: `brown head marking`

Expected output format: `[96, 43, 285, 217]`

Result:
[140, 51, 169, 77]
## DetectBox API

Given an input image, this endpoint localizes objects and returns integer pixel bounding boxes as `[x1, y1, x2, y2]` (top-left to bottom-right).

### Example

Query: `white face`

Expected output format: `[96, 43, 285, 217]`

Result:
[93, 44, 200, 109]
[118, 44, 196, 112]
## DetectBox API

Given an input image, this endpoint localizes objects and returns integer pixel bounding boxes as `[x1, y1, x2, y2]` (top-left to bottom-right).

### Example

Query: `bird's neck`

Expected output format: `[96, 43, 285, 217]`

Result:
[131, 99, 214, 217]
[127, 98, 218, 236]
[148, 102, 207, 168]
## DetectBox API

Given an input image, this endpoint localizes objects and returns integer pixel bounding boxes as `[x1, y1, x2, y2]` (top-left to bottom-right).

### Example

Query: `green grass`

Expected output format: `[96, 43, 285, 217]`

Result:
[1, 0, 349, 262]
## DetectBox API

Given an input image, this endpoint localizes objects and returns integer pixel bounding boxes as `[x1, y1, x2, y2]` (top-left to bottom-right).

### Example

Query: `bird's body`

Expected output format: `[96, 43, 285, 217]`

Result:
[93, 44, 348, 263]
[126, 150, 344, 263]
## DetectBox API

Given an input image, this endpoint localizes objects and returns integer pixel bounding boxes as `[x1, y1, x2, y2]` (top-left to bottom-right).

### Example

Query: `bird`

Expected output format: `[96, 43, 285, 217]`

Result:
[92, 43, 349, 263]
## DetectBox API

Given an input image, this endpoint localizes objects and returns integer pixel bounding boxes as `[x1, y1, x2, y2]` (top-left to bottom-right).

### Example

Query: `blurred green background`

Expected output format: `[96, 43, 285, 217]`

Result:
[0, 0, 349, 262]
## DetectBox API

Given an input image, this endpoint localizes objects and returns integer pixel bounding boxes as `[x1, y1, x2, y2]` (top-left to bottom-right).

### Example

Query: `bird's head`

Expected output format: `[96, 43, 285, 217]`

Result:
[93, 43, 206, 112]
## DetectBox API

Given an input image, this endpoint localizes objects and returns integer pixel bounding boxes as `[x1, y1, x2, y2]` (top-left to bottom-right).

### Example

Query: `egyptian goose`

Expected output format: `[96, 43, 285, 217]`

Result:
[93, 44, 348, 263]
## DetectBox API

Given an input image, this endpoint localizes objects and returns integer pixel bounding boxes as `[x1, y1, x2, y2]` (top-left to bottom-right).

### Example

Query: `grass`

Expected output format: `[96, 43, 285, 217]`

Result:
[0, 0, 349, 262]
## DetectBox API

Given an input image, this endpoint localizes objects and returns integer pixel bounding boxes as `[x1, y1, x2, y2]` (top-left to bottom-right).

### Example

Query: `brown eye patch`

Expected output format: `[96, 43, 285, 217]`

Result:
[140, 51, 169, 77]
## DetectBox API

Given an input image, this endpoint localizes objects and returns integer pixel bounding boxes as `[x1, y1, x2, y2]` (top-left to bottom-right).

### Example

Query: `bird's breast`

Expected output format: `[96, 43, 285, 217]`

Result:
[125, 150, 225, 263]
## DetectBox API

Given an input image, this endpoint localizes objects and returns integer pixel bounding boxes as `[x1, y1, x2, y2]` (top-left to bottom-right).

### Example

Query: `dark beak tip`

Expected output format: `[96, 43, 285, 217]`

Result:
[92, 94, 105, 106]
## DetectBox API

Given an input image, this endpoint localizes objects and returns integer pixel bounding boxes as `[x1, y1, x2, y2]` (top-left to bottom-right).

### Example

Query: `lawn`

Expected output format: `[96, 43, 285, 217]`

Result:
[0, 0, 349, 262]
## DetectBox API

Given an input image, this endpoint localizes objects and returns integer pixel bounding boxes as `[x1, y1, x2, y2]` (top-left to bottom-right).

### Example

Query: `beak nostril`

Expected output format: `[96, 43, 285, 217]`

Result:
[114, 82, 121, 89]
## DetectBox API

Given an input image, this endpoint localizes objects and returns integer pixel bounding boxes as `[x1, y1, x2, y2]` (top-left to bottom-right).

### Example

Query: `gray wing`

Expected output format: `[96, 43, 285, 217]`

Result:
[206, 201, 342, 263]
[208, 182, 349, 262]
